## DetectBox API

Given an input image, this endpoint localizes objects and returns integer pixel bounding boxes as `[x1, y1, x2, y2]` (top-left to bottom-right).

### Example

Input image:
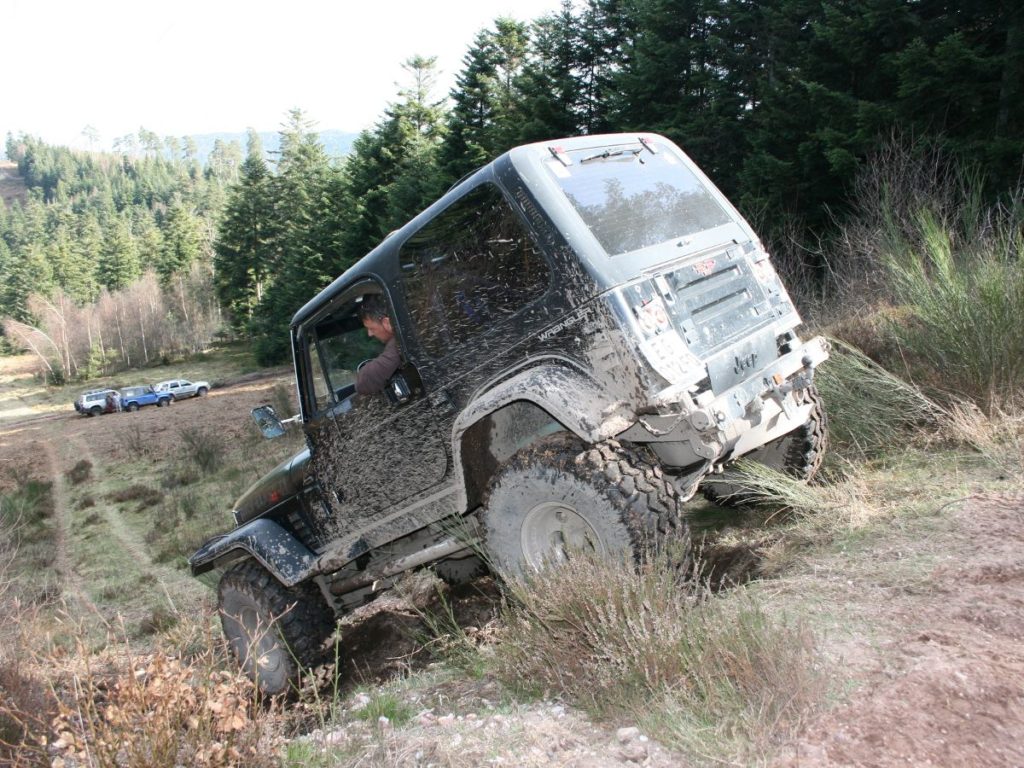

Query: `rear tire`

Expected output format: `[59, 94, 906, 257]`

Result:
[157, 398, 169, 407]
[88, 405, 102, 417]
[481, 434, 688, 581]
[218, 560, 336, 696]
[126, 402, 139, 412]
[702, 384, 828, 507]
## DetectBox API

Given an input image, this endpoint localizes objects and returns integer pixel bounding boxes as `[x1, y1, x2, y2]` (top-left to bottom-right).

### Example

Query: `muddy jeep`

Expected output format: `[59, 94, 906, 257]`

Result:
[190, 132, 828, 695]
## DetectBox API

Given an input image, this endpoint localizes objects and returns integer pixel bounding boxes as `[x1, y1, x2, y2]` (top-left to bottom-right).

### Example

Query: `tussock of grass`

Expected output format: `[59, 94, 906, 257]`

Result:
[65, 459, 92, 485]
[493, 551, 823, 763]
[816, 339, 942, 462]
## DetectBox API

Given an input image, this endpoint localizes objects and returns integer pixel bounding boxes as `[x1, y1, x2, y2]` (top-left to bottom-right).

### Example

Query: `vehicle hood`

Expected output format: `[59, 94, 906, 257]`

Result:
[233, 447, 310, 524]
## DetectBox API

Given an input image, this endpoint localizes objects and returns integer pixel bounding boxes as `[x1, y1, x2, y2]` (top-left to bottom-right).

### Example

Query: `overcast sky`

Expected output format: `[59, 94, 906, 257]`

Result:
[5, 0, 564, 150]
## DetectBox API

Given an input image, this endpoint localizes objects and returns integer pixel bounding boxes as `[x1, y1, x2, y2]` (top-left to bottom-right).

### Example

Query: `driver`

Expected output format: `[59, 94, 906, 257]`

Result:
[355, 294, 401, 395]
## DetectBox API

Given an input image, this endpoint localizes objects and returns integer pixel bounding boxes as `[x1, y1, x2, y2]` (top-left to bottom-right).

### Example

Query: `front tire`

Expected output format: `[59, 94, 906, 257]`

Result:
[218, 560, 335, 696]
[157, 398, 169, 407]
[197, 387, 208, 397]
[703, 384, 828, 506]
[481, 434, 687, 581]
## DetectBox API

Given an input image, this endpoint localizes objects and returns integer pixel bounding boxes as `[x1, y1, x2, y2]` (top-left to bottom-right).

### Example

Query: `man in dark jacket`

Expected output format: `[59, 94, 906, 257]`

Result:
[355, 294, 401, 395]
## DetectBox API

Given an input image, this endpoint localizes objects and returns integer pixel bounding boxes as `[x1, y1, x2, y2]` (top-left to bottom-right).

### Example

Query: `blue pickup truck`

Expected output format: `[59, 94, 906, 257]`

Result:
[119, 385, 172, 412]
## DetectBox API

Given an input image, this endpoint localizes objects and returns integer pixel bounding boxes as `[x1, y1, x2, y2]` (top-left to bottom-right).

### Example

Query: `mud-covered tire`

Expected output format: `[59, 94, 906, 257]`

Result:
[126, 402, 139, 412]
[88, 405, 102, 417]
[702, 384, 828, 507]
[157, 397, 170, 407]
[218, 560, 335, 696]
[481, 434, 688, 581]
[197, 387, 208, 397]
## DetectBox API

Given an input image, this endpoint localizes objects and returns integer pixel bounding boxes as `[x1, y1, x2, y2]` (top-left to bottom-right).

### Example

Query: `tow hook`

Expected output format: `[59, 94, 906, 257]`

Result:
[766, 356, 817, 419]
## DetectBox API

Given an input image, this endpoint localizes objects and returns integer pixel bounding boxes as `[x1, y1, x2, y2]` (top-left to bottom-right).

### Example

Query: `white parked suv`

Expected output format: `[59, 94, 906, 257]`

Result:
[153, 378, 210, 400]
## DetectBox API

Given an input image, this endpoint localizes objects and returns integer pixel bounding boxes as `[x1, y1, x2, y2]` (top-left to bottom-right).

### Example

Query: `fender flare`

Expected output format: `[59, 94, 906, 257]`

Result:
[450, 362, 635, 509]
[188, 518, 318, 587]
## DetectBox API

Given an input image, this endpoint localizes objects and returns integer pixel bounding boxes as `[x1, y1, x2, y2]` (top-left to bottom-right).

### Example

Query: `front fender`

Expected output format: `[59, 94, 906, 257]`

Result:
[188, 518, 318, 587]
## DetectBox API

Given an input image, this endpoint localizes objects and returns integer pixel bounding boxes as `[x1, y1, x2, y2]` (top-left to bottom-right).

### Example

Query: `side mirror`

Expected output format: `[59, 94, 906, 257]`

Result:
[251, 405, 287, 438]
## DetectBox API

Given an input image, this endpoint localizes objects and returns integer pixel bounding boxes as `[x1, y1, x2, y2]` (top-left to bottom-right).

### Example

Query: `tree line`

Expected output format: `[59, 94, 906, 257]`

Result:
[3, 0, 1021, 371]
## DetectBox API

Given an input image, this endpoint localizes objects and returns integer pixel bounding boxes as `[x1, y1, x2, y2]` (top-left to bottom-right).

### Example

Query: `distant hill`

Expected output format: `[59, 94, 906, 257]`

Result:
[190, 130, 358, 163]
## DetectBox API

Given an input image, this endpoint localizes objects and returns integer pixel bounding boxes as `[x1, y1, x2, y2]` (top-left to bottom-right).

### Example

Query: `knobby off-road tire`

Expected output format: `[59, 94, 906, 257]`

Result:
[702, 384, 828, 507]
[218, 560, 335, 696]
[481, 433, 689, 581]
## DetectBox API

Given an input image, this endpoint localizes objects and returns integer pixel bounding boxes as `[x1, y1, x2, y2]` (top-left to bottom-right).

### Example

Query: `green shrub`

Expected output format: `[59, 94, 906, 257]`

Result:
[882, 209, 1024, 414]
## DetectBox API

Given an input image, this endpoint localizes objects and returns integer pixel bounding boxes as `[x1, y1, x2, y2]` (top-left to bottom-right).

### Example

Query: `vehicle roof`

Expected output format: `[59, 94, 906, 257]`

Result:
[291, 132, 754, 330]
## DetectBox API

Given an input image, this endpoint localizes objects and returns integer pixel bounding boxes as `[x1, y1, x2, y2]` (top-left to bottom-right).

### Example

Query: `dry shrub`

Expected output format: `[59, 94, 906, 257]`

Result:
[51, 644, 282, 768]
[938, 400, 1024, 481]
[494, 551, 823, 763]
[65, 460, 92, 486]
[0, 518, 56, 766]
[108, 484, 164, 508]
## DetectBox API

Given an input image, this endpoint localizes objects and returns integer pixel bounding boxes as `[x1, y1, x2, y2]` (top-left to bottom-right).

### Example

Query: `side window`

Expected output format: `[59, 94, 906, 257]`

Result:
[399, 183, 550, 359]
[306, 294, 392, 414]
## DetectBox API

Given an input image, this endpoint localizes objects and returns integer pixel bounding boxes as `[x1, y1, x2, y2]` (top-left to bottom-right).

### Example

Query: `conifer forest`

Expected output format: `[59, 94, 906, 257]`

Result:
[2, 0, 1021, 369]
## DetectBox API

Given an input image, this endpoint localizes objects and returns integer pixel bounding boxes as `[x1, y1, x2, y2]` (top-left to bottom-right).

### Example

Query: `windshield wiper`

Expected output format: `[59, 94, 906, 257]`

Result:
[579, 147, 643, 164]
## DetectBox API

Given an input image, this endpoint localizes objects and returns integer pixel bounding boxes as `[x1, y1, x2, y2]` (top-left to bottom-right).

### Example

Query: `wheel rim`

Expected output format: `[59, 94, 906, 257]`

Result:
[520, 501, 602, 571]
[231, 605, 284, 678]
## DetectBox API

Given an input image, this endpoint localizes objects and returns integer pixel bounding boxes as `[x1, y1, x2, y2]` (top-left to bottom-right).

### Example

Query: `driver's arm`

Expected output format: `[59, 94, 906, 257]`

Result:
[355, 338, 401, 395]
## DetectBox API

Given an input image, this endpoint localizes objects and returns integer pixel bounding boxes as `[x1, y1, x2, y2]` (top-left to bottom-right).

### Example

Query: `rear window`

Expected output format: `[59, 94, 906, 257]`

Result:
[546, 140, 731, 256]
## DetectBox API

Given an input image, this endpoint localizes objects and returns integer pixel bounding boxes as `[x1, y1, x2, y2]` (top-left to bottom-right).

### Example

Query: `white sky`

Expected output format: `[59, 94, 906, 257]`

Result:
[4, 0, 564, 150]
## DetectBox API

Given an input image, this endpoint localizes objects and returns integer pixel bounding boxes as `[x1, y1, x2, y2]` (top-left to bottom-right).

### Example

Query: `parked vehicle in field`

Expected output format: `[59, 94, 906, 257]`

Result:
[190, 132, 829, 695]
[119, 385, 172, 411]
[153, 378, 210, 400]
[74, 389, 119, 416]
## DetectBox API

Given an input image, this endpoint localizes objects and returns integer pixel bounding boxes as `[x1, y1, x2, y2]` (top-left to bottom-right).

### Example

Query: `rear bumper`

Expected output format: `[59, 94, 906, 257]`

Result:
[619, 336, 829, 468]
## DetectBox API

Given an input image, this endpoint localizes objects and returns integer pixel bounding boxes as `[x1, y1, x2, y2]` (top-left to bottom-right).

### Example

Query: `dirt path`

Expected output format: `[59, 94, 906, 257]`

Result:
[775, 492, 1024, 767]
[40, 435, 97, 614]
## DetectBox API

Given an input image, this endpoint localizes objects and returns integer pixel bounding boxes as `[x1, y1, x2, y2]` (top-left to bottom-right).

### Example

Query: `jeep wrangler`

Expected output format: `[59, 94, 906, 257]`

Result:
[189, 132, 828, 695]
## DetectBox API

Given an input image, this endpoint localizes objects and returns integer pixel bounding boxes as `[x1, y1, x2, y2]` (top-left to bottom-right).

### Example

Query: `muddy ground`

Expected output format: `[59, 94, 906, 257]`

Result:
[1, 354, 1022, 765]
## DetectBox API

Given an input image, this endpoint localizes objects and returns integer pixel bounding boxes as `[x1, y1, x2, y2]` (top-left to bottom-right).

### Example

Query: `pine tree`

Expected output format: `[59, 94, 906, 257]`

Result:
[439, 19, 531, 184]
[515, 1, 585, 142]
[158, 200, 204, 284]
[97, 217, 141, 291]
[214, 130, 274, 330]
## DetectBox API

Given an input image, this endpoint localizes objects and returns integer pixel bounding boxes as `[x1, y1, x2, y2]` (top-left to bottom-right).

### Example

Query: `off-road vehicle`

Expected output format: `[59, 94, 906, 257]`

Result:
[190, 132, 828, 695]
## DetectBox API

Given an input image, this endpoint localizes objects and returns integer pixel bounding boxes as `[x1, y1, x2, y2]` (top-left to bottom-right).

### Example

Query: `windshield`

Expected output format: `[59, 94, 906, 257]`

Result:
[547, 140, 732, 256]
